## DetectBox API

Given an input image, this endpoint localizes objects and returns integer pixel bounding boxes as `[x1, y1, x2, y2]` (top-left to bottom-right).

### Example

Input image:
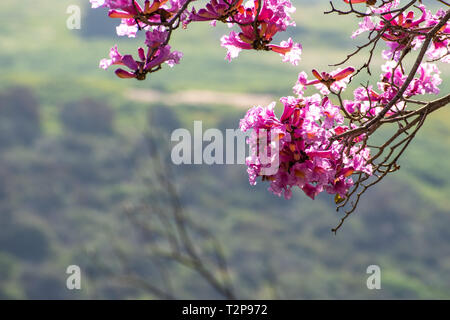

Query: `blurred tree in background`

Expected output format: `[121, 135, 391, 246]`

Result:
[0, 87, 41, 148]
[60, 99, 114, 135]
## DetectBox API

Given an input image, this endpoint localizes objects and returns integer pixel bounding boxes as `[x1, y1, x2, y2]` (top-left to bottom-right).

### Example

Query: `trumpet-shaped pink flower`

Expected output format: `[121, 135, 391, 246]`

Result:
[208, 0, 301, 64]
[99, 45, 124, 70]
[294, 67, 355, 95]
[269, 38, 302, 66]
[188, 0, 243, 23]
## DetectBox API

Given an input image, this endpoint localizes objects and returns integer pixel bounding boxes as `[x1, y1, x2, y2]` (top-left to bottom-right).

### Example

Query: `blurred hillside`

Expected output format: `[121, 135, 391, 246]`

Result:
[0, 0, 449, 299]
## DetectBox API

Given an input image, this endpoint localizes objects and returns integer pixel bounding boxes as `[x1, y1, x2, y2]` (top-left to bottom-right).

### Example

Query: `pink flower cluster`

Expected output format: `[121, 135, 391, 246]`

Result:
[294, 67, 355, 96]
[91, 0, 302, 79]
[239, 1, 447, 201]
[345, 1, 445, 117]
[240, 76, 373, 200]
[340, 60, 442, 117]
[92, 0, 186, 79]
[99, 30, 183, 80]
[351, 1, 449, 63]
[203, 0, 302, 64]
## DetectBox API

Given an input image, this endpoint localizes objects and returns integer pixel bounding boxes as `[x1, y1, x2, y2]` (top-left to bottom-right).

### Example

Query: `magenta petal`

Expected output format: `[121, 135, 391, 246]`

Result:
[307, 150, 333, 159]
[305, 79, 320, 85]
[138, 48, 146, 62]
[333, 67, 355, 81]
[302, 183, 317, 200]
[145, 46, 170, 70]
[115, 69, 136, 79]
[121, 55, 139, 71]
[280, 105, 295, 122]
[108, 10, 134, 19]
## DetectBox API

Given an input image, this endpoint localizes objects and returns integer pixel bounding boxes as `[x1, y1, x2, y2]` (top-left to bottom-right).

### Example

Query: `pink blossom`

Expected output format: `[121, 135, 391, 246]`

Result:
[240, 84, 372, 200]
[99, 45, 124, 70]
[189, 0, 243, 23]
[294, 67, 355, 95]
[100, 44, 182, 79]
[269, 38, 302, 66]
[215, 0, 301, 64]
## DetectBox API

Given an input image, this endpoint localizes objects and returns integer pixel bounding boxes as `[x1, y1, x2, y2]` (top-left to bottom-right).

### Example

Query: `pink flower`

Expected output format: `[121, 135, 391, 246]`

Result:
[99, 45, 124, 70]
[116, 19, 139, 37]
[105, 0, 137, 11]
[351, 16, 375, 39]
[90, 0, 106, 8]
[349, 3, 450, 64]
[220, 31, 252, 61]
[189, 0, 243, 23]
[425, 9, 450, 63]
[369, 0, 400, 14]
[269, 38, 302, 66]
[217, 0, 301, 64]
[295, 67, 355, 95]
[145, 28, 169, 47]
[100, 44, 182, 79]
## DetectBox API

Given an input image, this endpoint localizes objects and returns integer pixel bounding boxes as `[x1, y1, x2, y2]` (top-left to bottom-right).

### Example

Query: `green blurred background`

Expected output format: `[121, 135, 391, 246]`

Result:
[0, 0, 449, 299]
